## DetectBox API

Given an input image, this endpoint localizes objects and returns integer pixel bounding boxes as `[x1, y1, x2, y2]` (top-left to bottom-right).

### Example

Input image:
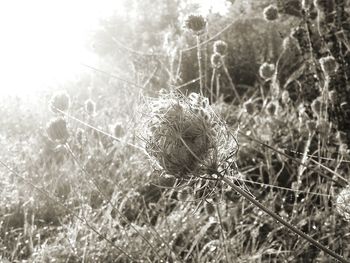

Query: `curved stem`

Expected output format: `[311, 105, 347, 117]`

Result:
[197, 35, 204, 96]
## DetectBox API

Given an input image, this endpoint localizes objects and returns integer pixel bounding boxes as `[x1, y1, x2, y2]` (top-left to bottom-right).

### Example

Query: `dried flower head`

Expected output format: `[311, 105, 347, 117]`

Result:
[213, 40, 228, 56]
[85, 99, 96, 116]
[328, 90, 337, 104]
[143, 92, 238, 178]
[335, 187, 350, 221]
[46, 117, 69, 143]
[211, 53, 223, 69]
[259, 63, 275, 80]
[243, 100, 255, 115]
[185, 14, 206, 34]
[319, 56, 338, 77]
[114, 122, 125, 138]
[282, 36, 300, 52]
[49, 91, 70, 113]
[263, 5, 279, 21]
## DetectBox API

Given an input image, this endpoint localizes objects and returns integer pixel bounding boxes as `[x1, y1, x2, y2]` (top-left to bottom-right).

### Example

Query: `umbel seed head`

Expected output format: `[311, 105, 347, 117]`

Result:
[211, 53, 222, 69]
[185, 14, 206, 34]
[319, 56, 338, 77]
[85, 99, 96, 116]
[50, 90, 70, 113]
[259, 62, 275, 80]
[213, 40, 228, 56]
[263, 5, 279, 21]
[46, 117, 69, 143]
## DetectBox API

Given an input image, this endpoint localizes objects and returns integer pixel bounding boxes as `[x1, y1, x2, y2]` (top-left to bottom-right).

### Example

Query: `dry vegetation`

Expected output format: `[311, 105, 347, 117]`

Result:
[1, 0, 350, 262]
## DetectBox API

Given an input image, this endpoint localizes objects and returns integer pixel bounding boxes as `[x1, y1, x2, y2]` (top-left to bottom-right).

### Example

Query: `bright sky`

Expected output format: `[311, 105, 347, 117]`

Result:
[0, 0, 118, 96]
[0, 0, 228, 96]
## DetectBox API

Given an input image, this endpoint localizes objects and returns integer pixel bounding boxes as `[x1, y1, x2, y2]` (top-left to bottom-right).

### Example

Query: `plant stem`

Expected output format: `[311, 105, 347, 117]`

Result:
[220, 175, 349, 263]
[221, 57, 241, 103]
[197, 35, 204, 96]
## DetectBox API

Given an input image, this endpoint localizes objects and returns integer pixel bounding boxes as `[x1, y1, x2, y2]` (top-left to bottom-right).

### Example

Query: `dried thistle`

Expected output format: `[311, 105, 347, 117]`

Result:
[213, 40, 228, 56]
[263, 5, 279, 21]
[185, 14, 206, 35]
[259, 63, 275, 80]
[142, 92, 238, 179]
[49, 90, 70, 113]
[46, 117, 69, 143]
[335, 187, 350, 221]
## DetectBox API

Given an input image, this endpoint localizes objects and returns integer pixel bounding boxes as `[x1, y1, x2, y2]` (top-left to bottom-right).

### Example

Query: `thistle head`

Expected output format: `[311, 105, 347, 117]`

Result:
[335, 187, 350, 221]
[211, 53, 223, 69]
[49, 90, 70, 114]
[319, 56, 338, 78]
[259, 63, 275, 80]
[263, 5, 279, 21]
[85, 99, 96, 116]
[213, 40, 228, 56]
[185, 14, 206, 35]
[46, 117, 69, 143]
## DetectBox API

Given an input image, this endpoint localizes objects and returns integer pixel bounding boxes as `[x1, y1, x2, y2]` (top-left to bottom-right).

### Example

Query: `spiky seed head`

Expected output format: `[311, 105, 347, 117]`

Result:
[46, 117, 69, 143]
[213, 40, 228, 56]
[319, 56, 338, 77]
[263, 5, 279, 21]
[282, 36, 300, 52]
[311, 97, 322, 117]
[185, 14, 206, 34]
[243, 100, 255, 115]
[281, 90, 290, 104]
[266, 101, 278, 116]
[306, 120, 317, 134]
[114, 122, 125, 138]
[335, 187, 350, 221]
[259, 63, 275, 80]
[85, 99, 96, 116]
[211, 53, 223, 68]
[49, 90, 70, 113]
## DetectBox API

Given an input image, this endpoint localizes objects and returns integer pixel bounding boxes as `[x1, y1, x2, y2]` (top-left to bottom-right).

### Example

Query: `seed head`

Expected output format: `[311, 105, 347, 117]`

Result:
[263, 5, 279, 21]
[335, 187, 350, 221]
[46, 117, 69, 143]
[319, 56, 338, 77]
[328, 90, 337, 104]
[114, 122, 125, 138]
[211, 53, 223, 69]
[213, 40, 228, 56]
[185, 14, 206, 34]
[85, 99, 96, 116]
[49, 91, 70, 113]
[259, 63, 275, 80]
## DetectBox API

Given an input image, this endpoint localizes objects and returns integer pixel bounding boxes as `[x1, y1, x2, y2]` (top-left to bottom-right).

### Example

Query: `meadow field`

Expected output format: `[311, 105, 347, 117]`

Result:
[1, 0, 350, 262]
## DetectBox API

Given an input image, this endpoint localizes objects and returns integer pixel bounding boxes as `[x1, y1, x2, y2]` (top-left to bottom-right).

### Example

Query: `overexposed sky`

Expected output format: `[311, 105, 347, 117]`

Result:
[0, 0, 228, 96]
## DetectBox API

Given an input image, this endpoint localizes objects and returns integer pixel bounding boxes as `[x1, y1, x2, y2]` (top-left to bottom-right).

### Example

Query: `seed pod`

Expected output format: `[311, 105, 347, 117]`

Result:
[46, 117, 69, 143]
[49, 91, 70, 113]
[85, 99, 96, 116]
[211, 53, 222, 69]
[259, 62, 275, 80]
[185, 14, 206, 34]
[213, 40, 228, 56]
[263, 5, 279, 21]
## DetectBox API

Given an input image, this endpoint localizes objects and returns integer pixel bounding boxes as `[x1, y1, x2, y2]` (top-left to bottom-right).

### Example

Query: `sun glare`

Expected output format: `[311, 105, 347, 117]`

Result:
[0, 0, 120, 96]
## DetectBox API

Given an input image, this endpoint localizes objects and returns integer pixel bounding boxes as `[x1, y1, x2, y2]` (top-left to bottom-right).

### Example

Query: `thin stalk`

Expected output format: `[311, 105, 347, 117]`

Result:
[197, 35, 204, 96]
[219, 175, 349, 263]
[210, 68, 216, 103]
[221, 56, 241, 103]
